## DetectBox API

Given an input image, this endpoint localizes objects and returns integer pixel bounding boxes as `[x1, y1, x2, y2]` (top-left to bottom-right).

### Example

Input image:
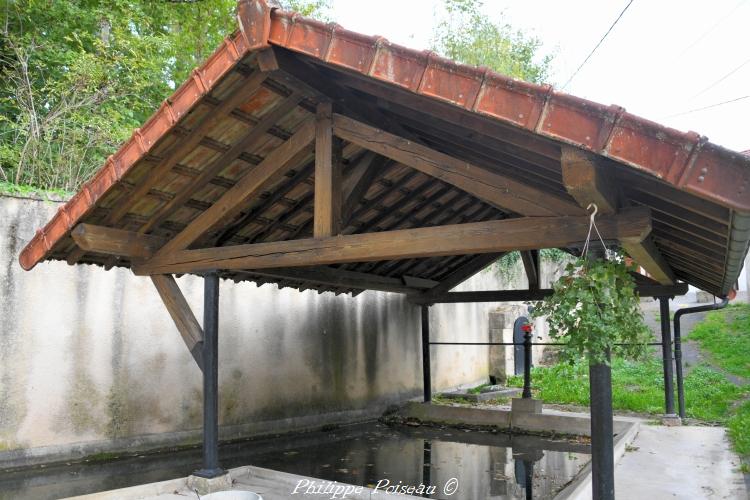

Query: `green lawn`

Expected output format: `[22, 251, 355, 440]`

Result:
[687, 303, 750, 379]
[507, 356, 747, 422]
[504, 303, 750, 459]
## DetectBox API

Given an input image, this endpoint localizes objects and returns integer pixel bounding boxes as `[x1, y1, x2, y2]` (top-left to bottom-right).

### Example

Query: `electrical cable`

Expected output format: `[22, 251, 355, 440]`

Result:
[561, 0, 635, 90]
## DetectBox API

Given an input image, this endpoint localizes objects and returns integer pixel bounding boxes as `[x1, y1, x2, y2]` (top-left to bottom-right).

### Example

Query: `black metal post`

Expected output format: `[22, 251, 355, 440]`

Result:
[421, 440, 431, 498]
[194, 271, 224, 478]
[523, 459, 534, 500]
[522, 328, 532, 399]
[673, 297, 728, 419]
[589, 349, 614, 500]
[421, 305, 431, 403]
[658, 297, 676, 416]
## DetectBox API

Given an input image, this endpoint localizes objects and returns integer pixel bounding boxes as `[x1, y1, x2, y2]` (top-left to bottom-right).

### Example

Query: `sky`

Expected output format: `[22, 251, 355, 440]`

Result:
[326, 0, 750, 152]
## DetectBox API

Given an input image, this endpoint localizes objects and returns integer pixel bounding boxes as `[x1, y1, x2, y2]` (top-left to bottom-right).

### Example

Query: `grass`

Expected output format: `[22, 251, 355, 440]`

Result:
[688, 304, 750, 380]
[506, 356, 747, 422]
[728, 400, 750, 457]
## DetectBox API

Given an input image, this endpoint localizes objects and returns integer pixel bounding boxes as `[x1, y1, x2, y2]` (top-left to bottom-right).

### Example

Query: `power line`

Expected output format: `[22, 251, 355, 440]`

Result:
[692, 57, 750, 99]
[561, 0, 635, 90]
[677, 0, 747, 59]
[663, 95, 750, 119]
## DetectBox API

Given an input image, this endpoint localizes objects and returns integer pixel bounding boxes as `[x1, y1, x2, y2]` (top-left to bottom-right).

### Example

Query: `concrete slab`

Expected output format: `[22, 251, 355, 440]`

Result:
[614, 425, 748, 500]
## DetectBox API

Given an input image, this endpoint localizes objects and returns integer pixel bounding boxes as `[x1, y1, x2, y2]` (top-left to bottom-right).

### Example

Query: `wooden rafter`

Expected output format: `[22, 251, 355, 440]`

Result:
[332, 113, 582, 217]
[140, 92, 304, 234]
[151, 118, 316, 256]
[342, 152, 388, 223]
[72, 224, 165, 259]
[561, 146, 675, 285]
[133, 208, 651, 276]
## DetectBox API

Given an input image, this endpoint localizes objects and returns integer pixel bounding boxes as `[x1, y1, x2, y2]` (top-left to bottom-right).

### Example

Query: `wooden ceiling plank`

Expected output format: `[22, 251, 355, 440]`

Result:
[133, 208, 651, 276]
[332, 113, 582, 217]
[152, 118, 316, 256]
[107, 70, 271, 227]
[141, 92, 304, 234]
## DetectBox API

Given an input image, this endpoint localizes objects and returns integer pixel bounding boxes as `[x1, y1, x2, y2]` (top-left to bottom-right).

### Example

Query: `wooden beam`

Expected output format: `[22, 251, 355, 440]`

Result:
[314, 102, 342, 237]
[245, 267, 431, 294]
[342, 152, 387, 222]
[413, 281, 690, 304]
[332, 113, 582, 217]
[561, 147, 619, 214]
[71, 224, 166, 259]
[520, 250, 541, 290]
[152, 118, 315, 257]
[133, 208, 651, 275]
[561, 146, 675, 285]
[621, 236, 677, 286]
[151, 275, 204, 370]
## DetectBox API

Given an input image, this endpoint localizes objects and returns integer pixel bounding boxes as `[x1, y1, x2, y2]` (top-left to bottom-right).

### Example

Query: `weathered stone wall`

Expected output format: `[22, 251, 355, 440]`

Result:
[0, 194, 502, 465]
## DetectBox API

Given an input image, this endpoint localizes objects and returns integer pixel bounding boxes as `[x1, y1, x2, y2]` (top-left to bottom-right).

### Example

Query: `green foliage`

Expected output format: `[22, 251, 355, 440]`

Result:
[689, 304, 750, 379]
[0, 0, 328, 191]
[491, 249, 572, 283]
[532, 255, 651, 365]
[431, 0, 552, 83]
[508, 357, 748, 422]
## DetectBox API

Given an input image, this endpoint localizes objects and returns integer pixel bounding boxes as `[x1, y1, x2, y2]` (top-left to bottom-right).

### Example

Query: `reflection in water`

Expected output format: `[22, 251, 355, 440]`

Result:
[0, 422, 589, 500]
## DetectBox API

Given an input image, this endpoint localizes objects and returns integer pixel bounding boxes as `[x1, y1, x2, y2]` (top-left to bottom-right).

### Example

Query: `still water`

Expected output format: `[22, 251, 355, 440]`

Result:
[0, 422, 590, 500]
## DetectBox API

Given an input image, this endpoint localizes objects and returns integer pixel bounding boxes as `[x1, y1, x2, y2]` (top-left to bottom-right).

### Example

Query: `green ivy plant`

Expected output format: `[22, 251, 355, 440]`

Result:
[531, 253, 651, 365]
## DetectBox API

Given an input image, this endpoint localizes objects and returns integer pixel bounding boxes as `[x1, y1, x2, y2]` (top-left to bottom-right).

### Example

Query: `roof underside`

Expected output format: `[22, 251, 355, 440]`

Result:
[19, 2, 750, 297]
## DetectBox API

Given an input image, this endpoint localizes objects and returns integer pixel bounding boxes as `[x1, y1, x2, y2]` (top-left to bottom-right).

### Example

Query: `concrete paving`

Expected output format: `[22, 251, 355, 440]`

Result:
[615, 424, 747, 499]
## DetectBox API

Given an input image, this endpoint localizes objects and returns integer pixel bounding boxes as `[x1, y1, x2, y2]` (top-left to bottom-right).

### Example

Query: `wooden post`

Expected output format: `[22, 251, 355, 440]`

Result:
[314, 102, 342, 238]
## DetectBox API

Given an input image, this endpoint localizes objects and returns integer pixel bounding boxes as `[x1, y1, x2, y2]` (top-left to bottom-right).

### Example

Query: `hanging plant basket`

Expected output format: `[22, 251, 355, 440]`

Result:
[531, 252, 652, 365]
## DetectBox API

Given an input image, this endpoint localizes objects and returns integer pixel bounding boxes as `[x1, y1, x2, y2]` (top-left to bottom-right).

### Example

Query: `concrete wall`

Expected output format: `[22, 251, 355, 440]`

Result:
[0, 194, 509, 465]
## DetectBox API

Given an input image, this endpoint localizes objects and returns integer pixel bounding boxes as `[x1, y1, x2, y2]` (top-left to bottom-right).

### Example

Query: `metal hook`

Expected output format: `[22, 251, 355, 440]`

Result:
[587, 203, 598, 223]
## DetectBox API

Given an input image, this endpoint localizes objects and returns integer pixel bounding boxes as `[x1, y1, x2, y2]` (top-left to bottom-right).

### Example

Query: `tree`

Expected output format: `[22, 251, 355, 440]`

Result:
[0, 0, 329, 191]
[431, 0, 551, 83]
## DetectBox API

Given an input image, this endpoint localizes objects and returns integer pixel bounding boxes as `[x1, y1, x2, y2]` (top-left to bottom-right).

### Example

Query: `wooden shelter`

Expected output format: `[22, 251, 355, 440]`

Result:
[19, 0, 750, 494]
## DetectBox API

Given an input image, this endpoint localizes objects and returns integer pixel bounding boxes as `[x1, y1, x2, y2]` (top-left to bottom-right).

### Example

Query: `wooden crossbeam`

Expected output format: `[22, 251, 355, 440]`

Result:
[71, 224, 166, 258]
[560, 146, 675, 285]
[133, 208, 651, 276]
[152, 118, 315, 257]
[151, 275, 204, 370]
[332, 113, 582, 217]
[245, 267, 435, 294]
[411, 281, 690, 304]
[313, 102, 342, 237]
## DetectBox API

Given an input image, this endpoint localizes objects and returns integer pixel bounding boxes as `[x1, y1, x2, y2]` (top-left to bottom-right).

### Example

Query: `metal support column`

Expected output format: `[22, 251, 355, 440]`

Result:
[522, 328, 532, 399]
[589, 349, 614, 500]
[421, 305, 431, 403]
[659, 296, 676, 416]
[194, 271, 224, 478]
